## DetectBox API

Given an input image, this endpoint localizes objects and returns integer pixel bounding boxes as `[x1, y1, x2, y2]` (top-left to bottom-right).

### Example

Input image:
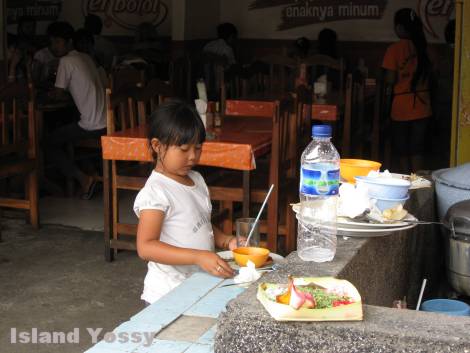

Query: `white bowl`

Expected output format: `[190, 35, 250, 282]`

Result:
[372, 195, 409, 212]
[355, 176, 411, 199]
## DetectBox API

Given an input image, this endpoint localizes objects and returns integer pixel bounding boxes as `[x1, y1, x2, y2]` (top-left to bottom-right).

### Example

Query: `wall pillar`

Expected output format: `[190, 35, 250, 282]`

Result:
[450, 0, 470, 165]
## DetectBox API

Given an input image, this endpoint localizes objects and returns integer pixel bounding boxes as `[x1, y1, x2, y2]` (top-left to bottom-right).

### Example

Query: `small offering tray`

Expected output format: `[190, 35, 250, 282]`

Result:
[257, 277, 363, 321]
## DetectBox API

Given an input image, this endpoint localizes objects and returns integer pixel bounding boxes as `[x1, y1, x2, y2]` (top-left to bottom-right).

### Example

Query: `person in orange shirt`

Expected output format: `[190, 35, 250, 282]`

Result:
[382, 8, 433, 173]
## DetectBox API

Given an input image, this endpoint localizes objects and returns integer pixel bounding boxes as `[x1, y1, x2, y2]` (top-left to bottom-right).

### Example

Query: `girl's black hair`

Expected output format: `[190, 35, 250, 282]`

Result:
[394, 8, 431, 92]
[148, 100, 206, 157]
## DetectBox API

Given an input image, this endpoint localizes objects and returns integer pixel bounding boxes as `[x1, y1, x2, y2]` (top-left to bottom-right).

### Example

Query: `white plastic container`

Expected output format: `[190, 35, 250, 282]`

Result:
[298, 125, 340, 262]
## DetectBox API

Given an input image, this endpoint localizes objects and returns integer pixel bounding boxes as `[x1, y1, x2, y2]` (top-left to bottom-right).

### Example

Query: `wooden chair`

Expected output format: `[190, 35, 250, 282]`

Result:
[296, 72, 351, 157]
[200, 52, 228, 112]
[169, 55, 192, 101]
[207, 99, 297, 253]
[134, 78, 173, 125]
[110, 67, 146, 94]
[105, 87, 156, 257]
[258, 54, 298, 94]
[0, 83, 39, 229]
[67, 76, 167, 196]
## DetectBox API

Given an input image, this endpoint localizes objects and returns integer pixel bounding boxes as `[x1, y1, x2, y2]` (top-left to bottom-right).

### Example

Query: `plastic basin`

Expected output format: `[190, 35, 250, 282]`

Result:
[340, 159, 382, 184]
[355, 176, 411, 199]
[421, 299, 470, 316]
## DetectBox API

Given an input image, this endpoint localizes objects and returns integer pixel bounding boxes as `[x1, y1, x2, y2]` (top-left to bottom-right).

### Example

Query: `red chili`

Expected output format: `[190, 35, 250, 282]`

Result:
[333, 300, 353, 307]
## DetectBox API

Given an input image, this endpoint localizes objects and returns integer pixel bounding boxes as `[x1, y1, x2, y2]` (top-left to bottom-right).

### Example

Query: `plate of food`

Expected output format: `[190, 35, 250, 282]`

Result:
[257, 276, 362, 321]
[391, 173, 431, 189]
[337, 213, 418, 229]
[217, 250, 285, 270]
[336, 223, 416, 237]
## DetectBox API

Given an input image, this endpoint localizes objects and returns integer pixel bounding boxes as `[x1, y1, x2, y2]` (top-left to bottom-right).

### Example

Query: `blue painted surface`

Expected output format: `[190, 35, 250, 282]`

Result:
[132, 339, 192, 353]
[86, 273, 246, 353]
[84, 346, 129, 353]
[130, 273, 223, 325]
[185, 285, 245, 318]
[184, 343, 214, 353]
[197, 324, 217, 345]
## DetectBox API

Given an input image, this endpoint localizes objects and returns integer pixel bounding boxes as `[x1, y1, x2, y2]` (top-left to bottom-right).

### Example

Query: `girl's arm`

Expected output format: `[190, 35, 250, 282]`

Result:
[213, 225, 238, 250]
[136, 209, 233, 277]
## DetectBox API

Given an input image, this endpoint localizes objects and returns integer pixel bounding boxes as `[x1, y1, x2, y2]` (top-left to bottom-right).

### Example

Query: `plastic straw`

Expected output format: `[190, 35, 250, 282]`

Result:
[244, 184, 275, 247]
[415, 278, 427, 311]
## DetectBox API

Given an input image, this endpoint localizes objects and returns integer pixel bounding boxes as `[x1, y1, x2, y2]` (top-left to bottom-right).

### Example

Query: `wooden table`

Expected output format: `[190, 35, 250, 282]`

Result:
[35, 96, 76, 195]
[101, 116, 272, 260]
[83, 272, 246, 353]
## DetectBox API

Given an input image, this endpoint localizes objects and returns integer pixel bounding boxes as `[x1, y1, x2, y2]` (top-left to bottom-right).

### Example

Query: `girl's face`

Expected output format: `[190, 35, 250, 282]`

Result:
[151, 139, 202, 178]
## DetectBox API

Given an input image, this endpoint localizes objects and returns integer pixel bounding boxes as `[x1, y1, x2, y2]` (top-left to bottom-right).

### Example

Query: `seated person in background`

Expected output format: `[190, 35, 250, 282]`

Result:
[312, 28, 341, 89]
[46, 22, 107, 199]
[32, 22, 61, 88]
[7, 17, 38, 82]
[84, 14, 117, 70]
[317, 28, 338, 59]
[133, 22, 163, 52]
[290, 37, 311, 60]
[118, 22, 168, 80]
[203, 23, 238, 67]
[73, 28, 108, 87]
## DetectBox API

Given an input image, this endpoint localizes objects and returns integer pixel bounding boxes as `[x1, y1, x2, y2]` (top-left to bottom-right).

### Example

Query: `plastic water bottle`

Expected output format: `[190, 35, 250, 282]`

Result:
[298, 125, 340, 262]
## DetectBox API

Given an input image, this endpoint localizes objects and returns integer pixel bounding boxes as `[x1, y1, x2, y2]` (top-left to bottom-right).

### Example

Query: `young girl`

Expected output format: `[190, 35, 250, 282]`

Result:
[382, 8, 433, 173]
[134, 100, 237, 304]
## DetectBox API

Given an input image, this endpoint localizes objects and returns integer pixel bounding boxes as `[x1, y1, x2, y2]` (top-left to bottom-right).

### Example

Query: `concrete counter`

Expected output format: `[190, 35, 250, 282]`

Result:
[215, 186, 470, 352]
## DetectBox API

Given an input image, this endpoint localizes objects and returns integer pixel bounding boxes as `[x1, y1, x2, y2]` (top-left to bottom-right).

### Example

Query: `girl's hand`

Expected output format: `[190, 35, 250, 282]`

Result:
[228, 236, 239, 250]
[195, 251, 234, 278]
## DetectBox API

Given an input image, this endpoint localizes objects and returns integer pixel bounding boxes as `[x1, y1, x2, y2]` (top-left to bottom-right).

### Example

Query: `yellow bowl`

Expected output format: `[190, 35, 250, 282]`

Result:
[232, 247, 270, 268]
[340, 159, 382, 184]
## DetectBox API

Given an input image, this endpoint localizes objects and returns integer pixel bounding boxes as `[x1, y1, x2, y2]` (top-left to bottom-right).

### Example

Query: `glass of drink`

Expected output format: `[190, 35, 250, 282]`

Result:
[236, 218, 260, 248]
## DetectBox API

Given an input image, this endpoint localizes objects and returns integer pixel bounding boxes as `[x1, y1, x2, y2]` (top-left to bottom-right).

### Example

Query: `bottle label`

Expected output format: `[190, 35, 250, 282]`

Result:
[300, 167, 339, 196]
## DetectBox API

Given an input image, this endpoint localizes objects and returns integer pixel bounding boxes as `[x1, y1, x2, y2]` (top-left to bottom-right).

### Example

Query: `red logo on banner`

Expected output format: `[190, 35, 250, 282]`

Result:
[417, 0, 453, 38]
[82, 0, 168, 30]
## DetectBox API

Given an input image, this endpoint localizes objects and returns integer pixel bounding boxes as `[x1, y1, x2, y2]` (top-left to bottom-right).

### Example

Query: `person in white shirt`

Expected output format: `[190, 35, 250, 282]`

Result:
[32, 22, 61, 87]
[46, 22, 107, 199]
[203, 23, 238, 66]
[134, 100, 238, 304]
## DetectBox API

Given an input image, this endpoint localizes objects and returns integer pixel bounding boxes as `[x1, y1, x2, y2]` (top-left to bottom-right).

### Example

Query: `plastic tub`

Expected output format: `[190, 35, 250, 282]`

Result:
[355, 176, 411, 199]
[421, 299, 470, 316]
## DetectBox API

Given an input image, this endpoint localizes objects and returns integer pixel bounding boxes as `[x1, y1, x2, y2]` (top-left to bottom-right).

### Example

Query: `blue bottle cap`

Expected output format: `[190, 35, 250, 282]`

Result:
[312, 125, 332, 137]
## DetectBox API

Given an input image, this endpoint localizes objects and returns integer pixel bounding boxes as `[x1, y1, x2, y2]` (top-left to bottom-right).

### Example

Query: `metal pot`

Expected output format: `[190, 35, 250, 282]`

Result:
[432, 163, 470, 220]
[443, 200, 470, 296]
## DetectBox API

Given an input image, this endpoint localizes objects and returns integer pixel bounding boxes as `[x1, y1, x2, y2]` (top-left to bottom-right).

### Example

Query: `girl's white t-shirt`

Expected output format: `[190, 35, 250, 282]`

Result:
[133, 170, 214, 304]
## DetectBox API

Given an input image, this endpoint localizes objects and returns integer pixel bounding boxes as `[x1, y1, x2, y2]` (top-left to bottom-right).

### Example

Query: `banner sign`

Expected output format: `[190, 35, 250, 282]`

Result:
[249, 0, 388, 30]
[82, 0, 169, 30]
[417, 0, 454, 38]
[6, 0, 63, 24]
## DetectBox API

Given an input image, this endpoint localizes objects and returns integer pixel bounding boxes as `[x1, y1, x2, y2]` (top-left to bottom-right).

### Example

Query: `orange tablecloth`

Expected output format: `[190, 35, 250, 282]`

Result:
[101, 117, 272, 171]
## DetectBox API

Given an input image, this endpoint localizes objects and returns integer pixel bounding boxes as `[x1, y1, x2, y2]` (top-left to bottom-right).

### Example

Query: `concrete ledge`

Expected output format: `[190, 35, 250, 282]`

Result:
[215, 186, 470, 352]
[216, 295, 470, 353]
